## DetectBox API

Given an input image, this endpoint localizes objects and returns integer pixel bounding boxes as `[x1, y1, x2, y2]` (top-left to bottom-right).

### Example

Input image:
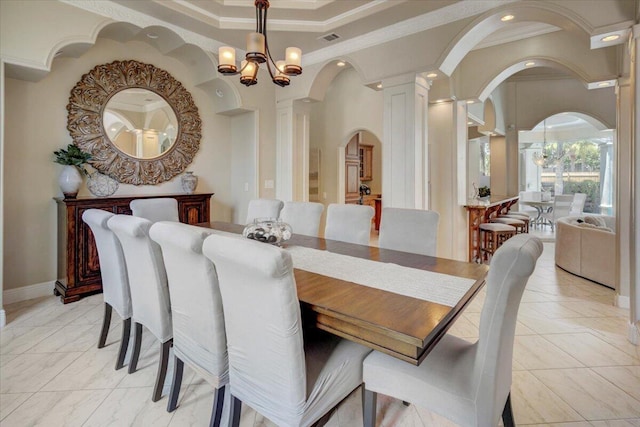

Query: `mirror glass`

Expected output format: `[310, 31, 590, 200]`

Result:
[103, 89, 178, 159]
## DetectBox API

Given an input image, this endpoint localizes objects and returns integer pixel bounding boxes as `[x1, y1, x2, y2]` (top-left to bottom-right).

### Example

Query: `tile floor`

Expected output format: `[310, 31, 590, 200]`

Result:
[1, 242, 639, 426]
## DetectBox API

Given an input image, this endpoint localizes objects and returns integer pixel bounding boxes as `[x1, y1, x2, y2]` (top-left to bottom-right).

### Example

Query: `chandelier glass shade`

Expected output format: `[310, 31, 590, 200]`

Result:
[217, 0, 302, 87]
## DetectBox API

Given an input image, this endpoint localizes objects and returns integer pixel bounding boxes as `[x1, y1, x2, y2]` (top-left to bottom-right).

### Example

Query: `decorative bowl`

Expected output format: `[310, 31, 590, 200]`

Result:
[242, 218, 292, 245]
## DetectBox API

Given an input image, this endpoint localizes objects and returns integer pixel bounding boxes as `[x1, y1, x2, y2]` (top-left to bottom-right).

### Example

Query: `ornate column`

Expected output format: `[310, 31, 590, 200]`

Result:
[275, 99, 310, 202]
[381, 74, 429, 209]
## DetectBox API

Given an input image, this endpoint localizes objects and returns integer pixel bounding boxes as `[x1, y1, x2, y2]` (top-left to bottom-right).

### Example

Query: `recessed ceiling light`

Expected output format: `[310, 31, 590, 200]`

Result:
[501, 14, 514, 22]
[426, 73, 438, 78]
[146, 33, 159, 39]
[467, 121, 473, 125]
[110, 127, 117, 132]
[598, 82, 611, 87]
[336, 61, 346, 67]
[601, 35, 620, 42]
[376, 83, 382, 89]
[525, 61, 535, 67]
[466, 100, 474, 104]
[302, 98, 312, 103]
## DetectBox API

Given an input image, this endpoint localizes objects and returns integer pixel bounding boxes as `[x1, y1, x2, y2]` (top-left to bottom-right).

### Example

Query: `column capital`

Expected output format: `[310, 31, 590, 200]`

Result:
[381, 73, 430, 90]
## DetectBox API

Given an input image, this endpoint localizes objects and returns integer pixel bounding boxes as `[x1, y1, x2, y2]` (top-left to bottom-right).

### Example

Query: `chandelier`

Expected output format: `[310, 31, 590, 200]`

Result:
[532, 119, 548, 167]
[217, 0, 302, 87]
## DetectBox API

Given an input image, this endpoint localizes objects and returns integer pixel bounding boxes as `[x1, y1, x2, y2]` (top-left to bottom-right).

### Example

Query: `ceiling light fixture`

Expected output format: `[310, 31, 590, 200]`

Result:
[598, 82, 611, 87]
[466, 100, 474, 104]
[601, 34, 620, 42]
[376, 83, 383, 89]
[217, 0, 302, 87]
[426, 73, 438, 78]
[501, 14, 514, 22]
[525, 61, 535, 67]
[336, 61, 346, 67]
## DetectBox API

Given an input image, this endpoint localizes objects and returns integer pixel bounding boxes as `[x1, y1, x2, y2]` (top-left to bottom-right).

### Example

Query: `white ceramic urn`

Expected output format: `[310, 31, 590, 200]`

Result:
[58, 165, 83, 198]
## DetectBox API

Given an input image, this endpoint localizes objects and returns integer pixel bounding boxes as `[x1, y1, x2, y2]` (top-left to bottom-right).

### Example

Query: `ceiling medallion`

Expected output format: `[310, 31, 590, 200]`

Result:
[217, 0, 302, 87]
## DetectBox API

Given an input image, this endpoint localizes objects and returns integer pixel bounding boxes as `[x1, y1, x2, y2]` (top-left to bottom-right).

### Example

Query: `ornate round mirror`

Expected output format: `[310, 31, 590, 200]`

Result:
[67, 60, 201, 185]
[103, 89, 178, 159]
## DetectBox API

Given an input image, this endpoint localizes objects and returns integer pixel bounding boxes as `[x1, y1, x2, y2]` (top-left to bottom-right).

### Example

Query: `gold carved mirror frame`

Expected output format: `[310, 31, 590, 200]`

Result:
[67, 60, 201, 185]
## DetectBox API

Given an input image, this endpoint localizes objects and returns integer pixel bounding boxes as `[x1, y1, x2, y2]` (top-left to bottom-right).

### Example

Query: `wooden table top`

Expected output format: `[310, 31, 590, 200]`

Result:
[200, 222, 489, 365]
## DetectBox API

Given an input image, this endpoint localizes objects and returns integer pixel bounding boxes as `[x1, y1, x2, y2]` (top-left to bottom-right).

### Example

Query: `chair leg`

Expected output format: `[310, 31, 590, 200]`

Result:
[229, 395, 242, 427]
[115, 318, 131, 370]
[98, 303, 112, 348]
[128, 322, 143, 374]
[363, 389, 377, 427]
[502, 392, 515, 427]
[152, 340, 172, 402]
[167, 355, 184, 412]
[209, 385, 226, 427]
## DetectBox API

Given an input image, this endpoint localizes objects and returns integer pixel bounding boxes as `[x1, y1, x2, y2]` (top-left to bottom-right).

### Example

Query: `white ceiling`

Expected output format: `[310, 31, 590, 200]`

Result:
[109, 0, 557, 60]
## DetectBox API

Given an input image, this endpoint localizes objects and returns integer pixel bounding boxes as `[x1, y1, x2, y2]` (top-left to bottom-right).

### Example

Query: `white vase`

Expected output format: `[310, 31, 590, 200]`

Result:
[58, 165, 83, 198]
[181, 171, 198, 194]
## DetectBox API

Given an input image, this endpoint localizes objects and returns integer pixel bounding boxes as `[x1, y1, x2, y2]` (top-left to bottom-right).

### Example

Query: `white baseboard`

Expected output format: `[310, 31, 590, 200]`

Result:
[615, 294, 630, 309]
[3, 281, 55, 305]
[628, 322, 639, 346]
[0, 309, 5, 328]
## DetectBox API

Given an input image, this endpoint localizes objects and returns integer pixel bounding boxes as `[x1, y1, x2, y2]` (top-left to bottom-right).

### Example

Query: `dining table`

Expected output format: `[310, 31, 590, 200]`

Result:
[520, 200, 554, 227]
[200, 222, 489, 366]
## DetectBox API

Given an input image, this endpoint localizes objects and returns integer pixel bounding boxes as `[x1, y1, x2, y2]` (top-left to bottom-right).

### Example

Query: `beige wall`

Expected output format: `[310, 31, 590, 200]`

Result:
[3, 37, 239, 291]
[309, 68, 383, 208]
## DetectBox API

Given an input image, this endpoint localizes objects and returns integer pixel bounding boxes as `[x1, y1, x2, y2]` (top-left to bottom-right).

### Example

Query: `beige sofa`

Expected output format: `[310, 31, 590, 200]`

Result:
[555, 215, 615, 289]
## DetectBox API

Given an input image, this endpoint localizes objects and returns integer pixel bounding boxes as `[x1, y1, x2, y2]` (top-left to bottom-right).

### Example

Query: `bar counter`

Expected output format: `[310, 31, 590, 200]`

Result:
[464, 194, 519, 263]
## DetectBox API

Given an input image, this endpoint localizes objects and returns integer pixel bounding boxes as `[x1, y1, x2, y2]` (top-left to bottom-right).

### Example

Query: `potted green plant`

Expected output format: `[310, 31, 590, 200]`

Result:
[53, 144, 92, 198]
[478, 186, 491, 199]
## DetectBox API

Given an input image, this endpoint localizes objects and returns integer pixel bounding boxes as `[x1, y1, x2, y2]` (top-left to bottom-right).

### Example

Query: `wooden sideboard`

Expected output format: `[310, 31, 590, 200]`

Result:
[54, 193, 213, 303]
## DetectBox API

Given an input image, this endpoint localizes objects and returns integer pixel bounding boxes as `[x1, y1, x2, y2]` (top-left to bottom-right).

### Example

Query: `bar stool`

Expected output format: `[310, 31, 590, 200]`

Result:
[490, 216, 526, 234]
[479, 223, 516, 262]
[499, 213, 530, 233]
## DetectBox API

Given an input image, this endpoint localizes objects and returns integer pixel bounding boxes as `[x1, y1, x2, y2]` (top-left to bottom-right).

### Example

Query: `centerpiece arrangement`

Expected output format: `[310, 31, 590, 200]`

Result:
[243, 218, 292, 245]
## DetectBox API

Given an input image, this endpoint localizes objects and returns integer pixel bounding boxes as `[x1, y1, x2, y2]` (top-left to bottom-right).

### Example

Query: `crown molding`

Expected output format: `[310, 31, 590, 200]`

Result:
[303, 0, 518, 66]
[60, 0, 225, 53]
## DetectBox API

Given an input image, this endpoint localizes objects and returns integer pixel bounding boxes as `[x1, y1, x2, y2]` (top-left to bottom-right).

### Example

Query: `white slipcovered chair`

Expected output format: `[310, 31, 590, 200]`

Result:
[81, 209, 132, 370]
[130, 198, 180, 222]
[362, 234, 543, 427]
[378, 208, 439, 256]
[541, 194, 574, 230]
[246, 198, 284, 223]
[570, 192, 587, 215]
[279, 201, 324, 237]
[149, 221, 229, 425]
[324, 203, 374, 245]
[202, 234, 371, 427]
[107, 215, 173, 403]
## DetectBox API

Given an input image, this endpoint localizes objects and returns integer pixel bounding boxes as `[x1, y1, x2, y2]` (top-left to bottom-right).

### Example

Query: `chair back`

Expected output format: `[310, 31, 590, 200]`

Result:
[107, 215, 172, 342]
[324, 203, 374, 245]
[202, 234, 306, 424]
[246, 198, 284, 223]
[149, 222, 228, 386]
[378, 208, 439, 256]
[474, 234, 542, 424]
[279, 201, 324, 237]
[130, 198, 179, 222]
[82, 209, 132, 319]
[552, 194, 574, 220]
[570, 192, 587, 214]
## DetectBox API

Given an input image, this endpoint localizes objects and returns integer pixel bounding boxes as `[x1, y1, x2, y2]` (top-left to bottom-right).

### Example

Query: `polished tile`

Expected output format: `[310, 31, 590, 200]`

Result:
[532, 368, 640, 420]
[27, 323, 97, 353]
[82, 387, 174, 427]
[591, 366, 640, 401]
[511, 371, 583, 424]
[0, 352, 82, 393]
[0, 392, 32, 421]
[0, 390, 110, 427]
[513, 335, 584, 369]
[543, 333, 640, 367]
[0, 325, 60, 354]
